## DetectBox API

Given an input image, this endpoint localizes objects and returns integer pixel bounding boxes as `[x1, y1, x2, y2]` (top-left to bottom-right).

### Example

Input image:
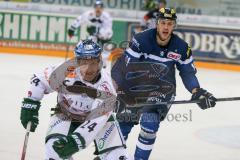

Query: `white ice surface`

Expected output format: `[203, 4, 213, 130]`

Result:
[0, 53, 240, 160]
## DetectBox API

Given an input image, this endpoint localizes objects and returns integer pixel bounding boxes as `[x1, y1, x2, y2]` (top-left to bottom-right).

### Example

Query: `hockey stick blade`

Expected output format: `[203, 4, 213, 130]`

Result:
[21, 122, 31, 160]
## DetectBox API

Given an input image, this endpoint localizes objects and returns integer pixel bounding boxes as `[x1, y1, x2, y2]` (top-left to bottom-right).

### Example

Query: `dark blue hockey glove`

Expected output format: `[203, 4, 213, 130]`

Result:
[191, 88, 217, 110]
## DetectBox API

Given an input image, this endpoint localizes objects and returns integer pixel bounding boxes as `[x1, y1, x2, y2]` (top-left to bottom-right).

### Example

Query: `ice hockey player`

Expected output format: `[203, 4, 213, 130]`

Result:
[67, 0, 113, 45]
[142, 0, 167, 29]
[20, 39, 132, 160]
[111, 8, 217, 160]
[134, 0, 167, 35]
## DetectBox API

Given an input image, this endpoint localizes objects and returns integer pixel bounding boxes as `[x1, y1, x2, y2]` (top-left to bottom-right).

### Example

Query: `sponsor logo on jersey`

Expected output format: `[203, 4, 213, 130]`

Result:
[98, 123, 115, 150]
[167, 51, 181, 60]
[160, 51, 165, 57]
[100, 82, 112, 96]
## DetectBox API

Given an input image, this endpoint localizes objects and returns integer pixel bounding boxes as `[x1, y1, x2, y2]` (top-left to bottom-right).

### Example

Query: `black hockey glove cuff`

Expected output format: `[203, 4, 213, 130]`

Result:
[191, 88, 217, 110]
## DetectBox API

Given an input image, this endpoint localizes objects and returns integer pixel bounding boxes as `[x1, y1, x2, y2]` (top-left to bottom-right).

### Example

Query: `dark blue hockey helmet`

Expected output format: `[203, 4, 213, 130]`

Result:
[156, 7, 177, 20]
[94, 0, 104, 8]
[74, 39, 102, 60]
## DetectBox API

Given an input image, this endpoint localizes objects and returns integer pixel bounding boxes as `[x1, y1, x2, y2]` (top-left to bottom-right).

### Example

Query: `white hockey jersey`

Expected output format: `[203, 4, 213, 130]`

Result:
[27, 64, 116, 116]
[71, 10, 113, 40]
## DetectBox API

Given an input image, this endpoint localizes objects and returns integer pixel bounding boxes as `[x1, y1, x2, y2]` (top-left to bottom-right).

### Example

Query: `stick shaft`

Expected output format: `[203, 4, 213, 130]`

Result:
[133, 97, 240, 106]
[65, 43, 70, 61]
[21, 122, 31, 160]
[170, 97, 240, 105]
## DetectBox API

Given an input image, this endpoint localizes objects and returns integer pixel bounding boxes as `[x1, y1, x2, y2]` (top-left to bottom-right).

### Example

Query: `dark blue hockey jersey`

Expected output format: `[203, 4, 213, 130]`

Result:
[111, 28, 200, 105]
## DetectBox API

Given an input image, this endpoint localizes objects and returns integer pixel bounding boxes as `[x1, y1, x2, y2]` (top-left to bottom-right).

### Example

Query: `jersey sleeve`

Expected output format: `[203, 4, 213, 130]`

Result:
[111, 52, 127, 89]
[111, 35, 142, 88]
[27, 66, 56, 101]
[126, 36, 142, 55]
[70, 11, 90, 29]
[176, 46, 200, 93]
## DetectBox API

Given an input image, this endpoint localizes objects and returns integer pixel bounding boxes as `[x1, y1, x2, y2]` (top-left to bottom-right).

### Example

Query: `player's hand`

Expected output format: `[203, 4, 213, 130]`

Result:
[53, 133, 85, 159]
[87, 26, 96, 35]
[67, 28, 75, 38]
[191, 88, 217, 110]
[20, 98, 40, 132]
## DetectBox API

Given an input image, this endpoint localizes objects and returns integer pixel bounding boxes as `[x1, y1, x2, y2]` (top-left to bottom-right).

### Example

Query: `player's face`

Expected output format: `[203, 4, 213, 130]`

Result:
[156, 19, 175, 41]
[95, 6, 103, 17]
[79, 58, 101, 82]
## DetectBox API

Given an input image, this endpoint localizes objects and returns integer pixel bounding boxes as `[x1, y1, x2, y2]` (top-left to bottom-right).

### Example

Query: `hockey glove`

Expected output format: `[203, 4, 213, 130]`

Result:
[20, 98, 40, 132]
[87, 26, 97, 36]
[67, 27, 75, 38]
[191, 88, 217, 110]
[53, 133, 85, 159]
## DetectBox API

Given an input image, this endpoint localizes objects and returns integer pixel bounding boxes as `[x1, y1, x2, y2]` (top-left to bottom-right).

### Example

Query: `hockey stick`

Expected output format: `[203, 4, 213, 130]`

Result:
[56, 85, 240, 120]
[65, 38, 71, 61]
[20, 122, 31, 160]
[66, 85, 240, 106]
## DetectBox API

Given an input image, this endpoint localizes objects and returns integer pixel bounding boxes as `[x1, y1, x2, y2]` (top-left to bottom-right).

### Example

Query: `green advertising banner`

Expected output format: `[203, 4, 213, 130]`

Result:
[0, 12, 80, 43]
[0, 11, 128, 53]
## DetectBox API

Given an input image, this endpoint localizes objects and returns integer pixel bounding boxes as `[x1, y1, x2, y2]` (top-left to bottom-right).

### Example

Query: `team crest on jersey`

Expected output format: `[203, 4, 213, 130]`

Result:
[167, 51, 181, 60]
[159, 51, 165, 57]
[100, 82, 111, 96]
